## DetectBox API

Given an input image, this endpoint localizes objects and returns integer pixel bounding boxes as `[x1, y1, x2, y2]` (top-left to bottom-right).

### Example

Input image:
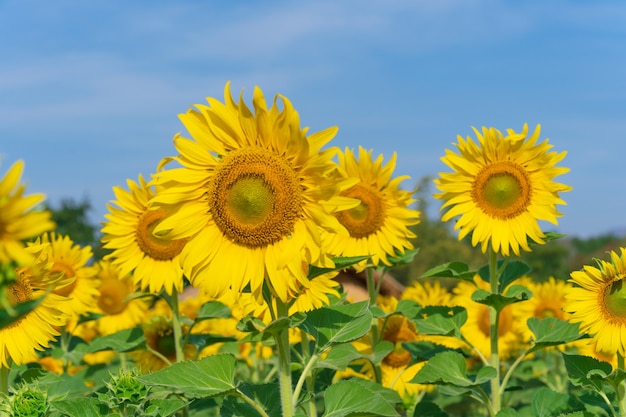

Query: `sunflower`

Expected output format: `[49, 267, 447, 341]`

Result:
[129, 315, 197, 373]
[28, 233, 99, 321]
[341, 296, 431, 398]
[323, 146, 419, 270]
[453, 278, 526, 360]
[102, 174, 187, 295]
[89, 260, 150, 336]
[0, 244, 70, 368]
[0, 160, 55, 266]
[566, 248, 626, 355]
[515, 276, 571, 344]
[151, 82, 356, 302]
[434, 124, 571, 256]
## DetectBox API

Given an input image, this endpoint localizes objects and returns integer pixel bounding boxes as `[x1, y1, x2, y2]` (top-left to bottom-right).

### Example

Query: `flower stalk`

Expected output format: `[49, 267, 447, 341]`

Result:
[488, 249, 501, 415]
[275, 298, 294, 417]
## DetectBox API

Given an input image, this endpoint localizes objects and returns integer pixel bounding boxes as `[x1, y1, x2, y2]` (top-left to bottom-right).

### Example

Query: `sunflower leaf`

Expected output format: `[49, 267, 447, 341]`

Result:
[138, 354, 237, 398]
[531, 387, 577, 417]
[477, 260, 531, 292]
[221, 382, 282, 417]
[322, 379, 401, 417]
[299, 301, 372, 351]
[50, 397, 109, 417]
[410, 351, 474, 387]
[562, 353, 612, 391]
[84, 327, 145, 353]
[386, 248, 420, 266]
[420, 261, 476, 282]
[411, 401, 449, 417]
[308, 255, 371, 279]
[195, 301, 231, 321]
[471, 286, 531, 312]
[412, 306, 467, 337]
[527, 318, 588, 353]
[403, 341, 451, 363]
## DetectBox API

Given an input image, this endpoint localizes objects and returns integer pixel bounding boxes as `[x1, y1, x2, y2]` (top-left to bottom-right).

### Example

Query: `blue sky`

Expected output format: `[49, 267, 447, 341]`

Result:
[1, 0, 625, 239]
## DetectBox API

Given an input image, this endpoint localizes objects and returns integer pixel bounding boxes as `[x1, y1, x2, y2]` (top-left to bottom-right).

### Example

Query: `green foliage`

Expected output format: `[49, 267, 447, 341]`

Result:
[322, 379, 402, 417]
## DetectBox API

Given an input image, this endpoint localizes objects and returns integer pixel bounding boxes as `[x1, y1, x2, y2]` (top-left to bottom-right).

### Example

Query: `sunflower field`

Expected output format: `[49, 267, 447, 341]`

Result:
[2, 83, 625, 417]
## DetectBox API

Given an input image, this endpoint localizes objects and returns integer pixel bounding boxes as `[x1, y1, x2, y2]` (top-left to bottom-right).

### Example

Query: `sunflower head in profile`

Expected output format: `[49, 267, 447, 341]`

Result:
[566, 248, 626, 356]
[0, 160, 55, 266]
[151, 83, 357, 303]
[102, 174, 187, 296]
[323, 146, 419, 270]
[0, 243, 70, 368]
[434, 124, 571, 256]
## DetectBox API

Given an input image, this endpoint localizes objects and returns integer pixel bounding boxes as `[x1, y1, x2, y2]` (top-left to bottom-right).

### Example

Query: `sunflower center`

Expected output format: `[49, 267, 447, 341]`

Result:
[473, 161, 531, 219]
[51, 261, 77, 297]
[603, 279, 626, 318]
[382, 317, 416, 368]
[335, 184, 386, 238]
[136, 209, 187, 261]
[210, 147, 303, 248]
[98, 278, 130, 315]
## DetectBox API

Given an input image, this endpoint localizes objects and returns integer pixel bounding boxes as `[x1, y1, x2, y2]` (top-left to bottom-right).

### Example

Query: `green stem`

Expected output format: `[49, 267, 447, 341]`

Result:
[168, 289, 185, 363]
[236, 389, 272, 417]
[293, 352, 319, 412]
[1, 363, 9, 396]
[488, 250, 501, 414]
[500, 349, 529, 397]
[275, 298, 294, 417]
[365, 267, 383, 384]
[618, 353, 626, 417]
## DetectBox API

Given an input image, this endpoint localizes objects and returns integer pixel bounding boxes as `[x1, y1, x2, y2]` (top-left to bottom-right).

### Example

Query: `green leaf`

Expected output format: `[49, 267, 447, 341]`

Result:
[411, 351, 473, 387]
[221, 383, 282, 417]
[386, 248, 420, 267]
[0, 297, 43, 329]
[531, 387, 572, 417]
[412, 401, 449, 417]
[403, 341, 451, 363]
[471, 286, 531, 312]
[495, 408, 519, 417]
[195, 301, 231, 321]
[527, 318, 587, 353]
[540, 232, 567, 244]
[562, 353, 612, 391]
[421, 261, 476, 282]
[412, 306, 467, 337]
[50, 397, 109, 417]
[145, 398, 188, 417]
[317, 343, 374, 371]
[299, 301, 372, 351]
[308, 255, 371, 279]
[394, 299, 422, 320]
[322, 379, 401, 417]
[139, 354, 237, 398]
[478, 260, 532, 292]
[84, 327, 145, 353]
[474, 366, 497, 385]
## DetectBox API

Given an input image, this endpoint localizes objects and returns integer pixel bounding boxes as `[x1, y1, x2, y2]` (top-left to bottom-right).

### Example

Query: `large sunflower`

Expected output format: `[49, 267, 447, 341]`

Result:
[151, 83, 356, 302]
[0, 160, 55, 265]
[0, 244, 70, 368]
[434, 124, 571, 256]
[102, 174, 187, 295]
[29, 232, 99, 321]
[323, 146, 419, 270]
[566, 248, 626, 355]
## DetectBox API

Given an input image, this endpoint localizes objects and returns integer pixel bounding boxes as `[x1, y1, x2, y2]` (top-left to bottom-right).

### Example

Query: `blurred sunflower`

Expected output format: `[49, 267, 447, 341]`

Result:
[566, 248, 626, 355]
[515, 276, 572, 344]
[29, 233, 99, 321]
[0, 244, 70, 368]
[434, 124, 571, 256]
[151, 83, 356, 303]
[340, 296, 431, 399]
[0, 160, 55, 265]
[401, 279, 467, 350]
[102, 174, 187, 295]
[129, 315, 197, 373]
[323, 147, 419, 270]
[90, 260, 150, 336]
[453, 278, 526, 361]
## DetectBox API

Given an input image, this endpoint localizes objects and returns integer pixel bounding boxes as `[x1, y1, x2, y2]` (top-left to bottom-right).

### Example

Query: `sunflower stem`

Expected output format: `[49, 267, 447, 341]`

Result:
[274, 298, 294, 417]
[168, 289, 185, 364]
[488, 249, 501, 414]
[618, 353, 626, 417]
[366, 267, 384, 383]
[0, 363, 9, 397]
